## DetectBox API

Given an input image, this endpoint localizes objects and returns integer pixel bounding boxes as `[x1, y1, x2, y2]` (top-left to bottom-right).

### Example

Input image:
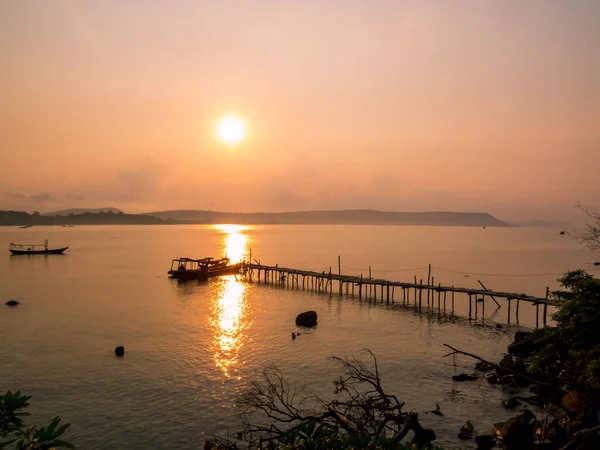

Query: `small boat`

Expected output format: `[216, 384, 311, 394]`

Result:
[168, 256, 242, 281]
[19, 225, 33, 229]
[9, 239, 68, 255]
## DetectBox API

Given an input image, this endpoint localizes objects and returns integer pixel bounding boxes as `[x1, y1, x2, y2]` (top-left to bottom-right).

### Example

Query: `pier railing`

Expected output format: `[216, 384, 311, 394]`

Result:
[240, 261, 556, 327]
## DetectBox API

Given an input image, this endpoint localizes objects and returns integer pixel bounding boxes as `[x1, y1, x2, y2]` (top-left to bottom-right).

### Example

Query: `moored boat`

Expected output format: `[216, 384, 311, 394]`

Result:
[168, 256, 242, 281]
[9, 239, 68, 255]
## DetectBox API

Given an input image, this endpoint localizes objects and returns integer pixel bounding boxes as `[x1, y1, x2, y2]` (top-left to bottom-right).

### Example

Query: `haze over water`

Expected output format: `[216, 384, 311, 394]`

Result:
[1, 225, 598, 449]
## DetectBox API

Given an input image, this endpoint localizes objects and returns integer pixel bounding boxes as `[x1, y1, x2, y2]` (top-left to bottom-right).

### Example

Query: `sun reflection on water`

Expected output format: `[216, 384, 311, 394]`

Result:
[209, 224, 252, 378]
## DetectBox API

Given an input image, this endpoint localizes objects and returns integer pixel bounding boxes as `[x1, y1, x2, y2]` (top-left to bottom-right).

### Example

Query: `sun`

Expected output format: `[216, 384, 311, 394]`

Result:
[216, 114, 246, 146]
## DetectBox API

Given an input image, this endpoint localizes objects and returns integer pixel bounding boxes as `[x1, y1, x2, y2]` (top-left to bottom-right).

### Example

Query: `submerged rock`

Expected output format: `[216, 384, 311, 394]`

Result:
[452, 373, 479, 381]
[114, 346, 125, 357]
[5, 300, 19, 306]
[295, 311, 318, 327]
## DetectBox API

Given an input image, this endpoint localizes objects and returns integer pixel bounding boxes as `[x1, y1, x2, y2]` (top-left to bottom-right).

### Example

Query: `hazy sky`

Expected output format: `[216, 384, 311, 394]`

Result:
[1, 1, 599, 221]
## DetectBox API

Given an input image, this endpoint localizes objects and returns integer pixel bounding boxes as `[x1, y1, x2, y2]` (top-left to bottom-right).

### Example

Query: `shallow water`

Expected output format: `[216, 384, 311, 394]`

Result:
[0, 225, 596, 449]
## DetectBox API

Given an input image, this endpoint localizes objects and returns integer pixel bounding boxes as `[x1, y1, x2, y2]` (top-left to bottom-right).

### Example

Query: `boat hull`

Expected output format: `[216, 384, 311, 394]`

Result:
[168, 263, 242, 281]
[9, 247, 68, 255]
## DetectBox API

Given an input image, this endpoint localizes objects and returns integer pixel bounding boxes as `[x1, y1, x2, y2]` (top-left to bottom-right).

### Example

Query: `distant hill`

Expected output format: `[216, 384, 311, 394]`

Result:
[0, 210, 164, 226]
[143, 209, 516, 227]
[0, 208, 516, 227]
[512, 220, 574, 229]
[43, 207, 123, 216]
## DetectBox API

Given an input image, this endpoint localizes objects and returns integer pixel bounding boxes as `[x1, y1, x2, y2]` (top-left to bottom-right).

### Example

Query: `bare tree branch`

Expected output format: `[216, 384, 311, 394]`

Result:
[573, 202, 600, 251]
[213, 349, 436, 449]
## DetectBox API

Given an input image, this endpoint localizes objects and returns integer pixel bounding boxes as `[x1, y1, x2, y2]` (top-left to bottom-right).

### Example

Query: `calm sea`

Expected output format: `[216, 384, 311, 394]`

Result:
[0, 225, 597, 449]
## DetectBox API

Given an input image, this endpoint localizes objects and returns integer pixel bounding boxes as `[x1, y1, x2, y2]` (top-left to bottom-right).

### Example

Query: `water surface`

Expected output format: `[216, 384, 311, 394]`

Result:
[1, 225, 596, 449]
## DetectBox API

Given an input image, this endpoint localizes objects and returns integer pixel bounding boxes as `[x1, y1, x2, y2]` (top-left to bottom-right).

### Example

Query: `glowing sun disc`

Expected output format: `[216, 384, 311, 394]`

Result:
[216, 114, 246, 145]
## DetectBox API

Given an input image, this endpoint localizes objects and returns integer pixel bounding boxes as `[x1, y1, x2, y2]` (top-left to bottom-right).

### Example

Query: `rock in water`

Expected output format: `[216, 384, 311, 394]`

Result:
[5, 300, 19, 306]
[452, 373, 479, 381]
[458, 420, 474, 439]
[295, 311, 318, 327]
[508, 331, 539, 358]
[502, 397, 521, 409]
[474, 435, 496, 450]
[115, 346, 125, 357]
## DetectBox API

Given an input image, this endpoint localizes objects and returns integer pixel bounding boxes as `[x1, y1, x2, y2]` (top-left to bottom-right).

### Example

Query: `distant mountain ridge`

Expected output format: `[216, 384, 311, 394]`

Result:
[0, 208, 516, 227]
[143, 209, 516, 227]
[42, 207, 122, 216]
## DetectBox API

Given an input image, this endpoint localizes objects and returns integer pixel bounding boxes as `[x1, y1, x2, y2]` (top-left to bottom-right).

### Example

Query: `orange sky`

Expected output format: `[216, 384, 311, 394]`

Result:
[1, 1, 599, 221]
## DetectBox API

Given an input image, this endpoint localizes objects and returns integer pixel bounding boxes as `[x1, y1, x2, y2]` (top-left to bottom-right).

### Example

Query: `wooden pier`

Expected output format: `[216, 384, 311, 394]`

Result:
[241, 260, 557, 327]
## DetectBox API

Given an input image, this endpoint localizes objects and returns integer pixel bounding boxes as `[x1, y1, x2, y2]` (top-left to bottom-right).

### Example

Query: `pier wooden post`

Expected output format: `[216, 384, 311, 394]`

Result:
[443, 290, 447, 311]
[536, 304, 540, 328]
[413, 276, 417, 305]
[451, 287, 455, 313]
[516, 299, 520, 323]
[468, 294, 472, 319]
[418, 280, 423, 308]
[543, 287, 549, 326]
[482, 294, 485, 317]
[507, 298, 512, 324]
[437, 283, 441, 311]
[359, 275, 363, 299]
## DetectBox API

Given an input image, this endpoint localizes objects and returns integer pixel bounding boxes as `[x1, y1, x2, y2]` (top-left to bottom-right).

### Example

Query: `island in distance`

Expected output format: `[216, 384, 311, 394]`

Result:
[0, 208, 517, 227]
[144, 209, 516, 227]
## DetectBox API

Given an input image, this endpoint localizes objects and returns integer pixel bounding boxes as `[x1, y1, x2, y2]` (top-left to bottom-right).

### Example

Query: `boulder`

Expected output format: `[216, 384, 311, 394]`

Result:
[499, 354, 526, 374]
[493, 410, 538, 450]
[561, 391, 590, 418]
[458, 420, 474, 439]
[507, 331, 539, 358]
[5, 300, 19, 306]
[114, 346, 125, 357]
[474, 434, 496, 450]
[295, 311, 318, 327]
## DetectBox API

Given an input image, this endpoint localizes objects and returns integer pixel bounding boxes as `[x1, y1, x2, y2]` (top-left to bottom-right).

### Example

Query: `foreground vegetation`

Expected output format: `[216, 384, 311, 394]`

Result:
[0, 391, 73, 450]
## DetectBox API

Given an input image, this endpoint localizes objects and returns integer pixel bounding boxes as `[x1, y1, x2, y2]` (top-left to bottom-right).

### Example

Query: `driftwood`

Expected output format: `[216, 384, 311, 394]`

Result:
[559, 424, 600, 450]
[443, 344, 561, 394]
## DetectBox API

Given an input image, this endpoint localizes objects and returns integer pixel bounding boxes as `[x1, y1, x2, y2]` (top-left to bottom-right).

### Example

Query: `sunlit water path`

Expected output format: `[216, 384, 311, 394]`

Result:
[1, 225, 596, 449]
